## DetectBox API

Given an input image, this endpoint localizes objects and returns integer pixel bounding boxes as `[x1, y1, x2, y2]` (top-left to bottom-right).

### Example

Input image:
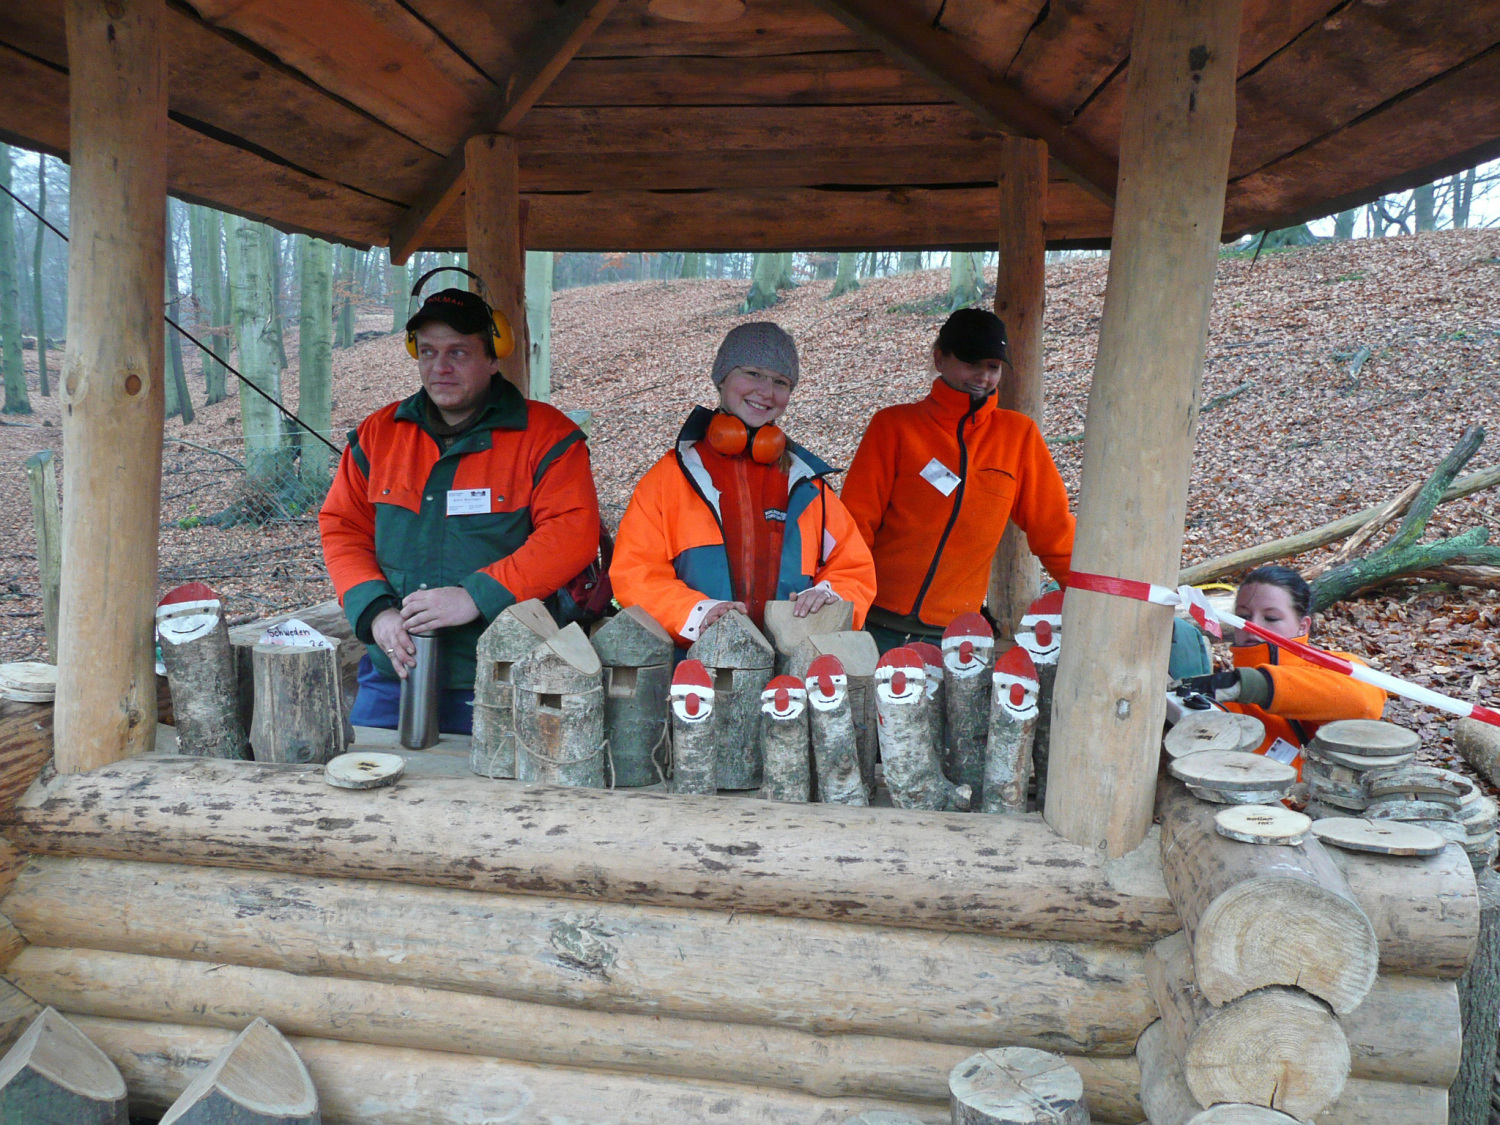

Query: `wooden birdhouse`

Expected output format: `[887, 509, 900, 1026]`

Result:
[470, 599, 560, 778]
[511, 623, 605, 789]
[687, 610, 774, 790]
[591, 606, 674, 787]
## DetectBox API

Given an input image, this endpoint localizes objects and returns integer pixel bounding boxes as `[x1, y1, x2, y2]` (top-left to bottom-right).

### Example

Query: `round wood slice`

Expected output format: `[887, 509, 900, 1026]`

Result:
[0, 688, 56, 703]
[1170, 750, 1296, 792]
[1312, 817, 1447, 856]
[1364, 766, 1467, 801]
[1302, 743, 1413, 771]
[949, 1047, 1088, 1125]
[1230, 712, 1267, 751]
[1301, 758, 1363, 789]
[1165, 712, 1244, 759]
[325, 752, 406, 790]
[1187, 1106, 1302, 1125]
[1188, 784, 1293, 806]
[1462, 797, 1498, 834]
[0, 661, 58, 692]
[1406, 818, 1468, 846]
[1310, 719, 1420, 758]
[1439, 769, 1481, 804]
[1365, 798, 1463, 822]
[1215, 804, 1312, 845]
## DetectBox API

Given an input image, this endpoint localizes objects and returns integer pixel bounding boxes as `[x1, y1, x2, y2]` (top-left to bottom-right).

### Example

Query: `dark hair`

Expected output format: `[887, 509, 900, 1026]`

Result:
[1240, 565, 1311, 619]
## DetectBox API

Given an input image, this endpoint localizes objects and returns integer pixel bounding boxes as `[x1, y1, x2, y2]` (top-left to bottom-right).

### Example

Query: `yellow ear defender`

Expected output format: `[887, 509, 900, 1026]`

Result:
[404, 266, 515, 361]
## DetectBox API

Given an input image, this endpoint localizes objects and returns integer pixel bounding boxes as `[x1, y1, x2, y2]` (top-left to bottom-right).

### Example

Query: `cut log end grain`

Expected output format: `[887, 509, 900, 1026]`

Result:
[1164, 712, 1245, 759]
[158, 1017, 317, 1125]
[948, 1047, 1089, 1125]
[1310, 720, 1420, 758]
[1312, 817, 1447, 856]
[0, 1006, 126, 1102]
[1213, 805, 1311, 846]
[1187, 1105, 1302, 1124]
[324, 752, 405, 790]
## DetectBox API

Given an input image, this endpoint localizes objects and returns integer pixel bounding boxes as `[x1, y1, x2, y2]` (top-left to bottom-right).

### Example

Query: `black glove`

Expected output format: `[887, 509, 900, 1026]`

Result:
[1178, 669, 1243, 703]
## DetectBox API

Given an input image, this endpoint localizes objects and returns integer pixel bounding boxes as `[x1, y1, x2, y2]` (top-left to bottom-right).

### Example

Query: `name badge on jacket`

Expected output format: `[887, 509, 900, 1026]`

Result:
[920, 458, 962, 497]
[446, 488, 491, 516]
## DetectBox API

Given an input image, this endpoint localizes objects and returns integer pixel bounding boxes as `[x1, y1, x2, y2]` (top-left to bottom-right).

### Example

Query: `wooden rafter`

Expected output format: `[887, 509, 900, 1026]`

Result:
[388, 0, 618, 264]
[807, 0, 1118, 203]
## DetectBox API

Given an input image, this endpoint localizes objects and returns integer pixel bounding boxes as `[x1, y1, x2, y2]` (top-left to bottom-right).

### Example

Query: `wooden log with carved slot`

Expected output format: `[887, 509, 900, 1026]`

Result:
[789, 632, 880, 795]
[942, 614, 995, 802]
[1156, 778, 1377, 1013]
[669, 660, 715, 795]
[248, 642, 346, 765]
[687, 611, 774, 790]
[876, 649, 967, 811]
[1, 755, 1182, 943]
[984, 646, 1040, 815]
[0, 1006, 127, 1124]
[1144, 931, 1349, 1120]
[2, 946, 1144, 1115]
[155, 583, 248, 760]
[156, 1017, 317, 1124]
[511, 623, 604, 788]
[804, 654, 868, 807]
[2, 858, 1158, 1055]
[759, 675, 811, 803]
[470, 599, 559, 779]
[592, 606, 672, 787]
[1016, 591, 1062, 807]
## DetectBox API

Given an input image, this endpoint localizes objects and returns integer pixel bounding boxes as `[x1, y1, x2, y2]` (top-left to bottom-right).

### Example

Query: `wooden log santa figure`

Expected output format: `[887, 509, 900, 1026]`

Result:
[876, 647, 969, 811]
[805, 654, 869, 806]
[1016, 590, 1063, 806]
[670, 660, 717, 795]
[155, 582, 249, 760]
[943, 612, 996, 800]
[984, 645, 1041, 814]
[759, 674, 811, 802]
[909, 640, 946, 756]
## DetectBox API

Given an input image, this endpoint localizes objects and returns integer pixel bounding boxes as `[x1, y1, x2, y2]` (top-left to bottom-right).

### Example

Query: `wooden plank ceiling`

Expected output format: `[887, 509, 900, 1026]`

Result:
[0, 0, 1496, 252]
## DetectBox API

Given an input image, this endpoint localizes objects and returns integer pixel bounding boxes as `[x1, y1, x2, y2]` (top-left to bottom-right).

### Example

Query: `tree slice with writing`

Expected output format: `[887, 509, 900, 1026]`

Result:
[1170, 751, 1296, 792]
[325, 752, 406, 790]
[1214, 805, 1312, 845]
[1229, 712, 1266, 752]
[1165, 712, 1244, 760]
[1309, 720, 1420, 758]
[1312, 817, 1448, 856]
[948, 1047, 1089, 1125]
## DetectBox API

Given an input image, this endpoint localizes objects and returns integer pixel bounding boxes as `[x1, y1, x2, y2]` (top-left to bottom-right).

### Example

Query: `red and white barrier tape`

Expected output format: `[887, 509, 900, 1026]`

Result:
[1069, 570, 1500, 728]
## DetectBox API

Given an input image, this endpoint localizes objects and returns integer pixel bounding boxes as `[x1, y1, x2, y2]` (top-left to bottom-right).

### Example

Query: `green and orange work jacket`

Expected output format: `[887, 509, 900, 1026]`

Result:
[319, 379, 600, 689]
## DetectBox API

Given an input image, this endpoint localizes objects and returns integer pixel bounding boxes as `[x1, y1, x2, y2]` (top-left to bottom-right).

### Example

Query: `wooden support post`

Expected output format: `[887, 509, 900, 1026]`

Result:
[55, 0, 167, 772]
[464, 135, 529, 396]
[1450, 868, 1500, 1124]
[23, 452, 60, 663]
[987, 137, 1049, 642]
[1044, 0, 1242, 856]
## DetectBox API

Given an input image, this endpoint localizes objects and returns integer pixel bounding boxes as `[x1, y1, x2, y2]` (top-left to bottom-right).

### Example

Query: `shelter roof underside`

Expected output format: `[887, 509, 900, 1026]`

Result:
[1, 0, 1497, 251]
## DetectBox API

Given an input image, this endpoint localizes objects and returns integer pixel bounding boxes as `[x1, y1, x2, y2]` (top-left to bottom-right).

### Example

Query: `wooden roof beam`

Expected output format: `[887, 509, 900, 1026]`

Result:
[808, 0, 1119, 204]
[389, 0, 617, 264]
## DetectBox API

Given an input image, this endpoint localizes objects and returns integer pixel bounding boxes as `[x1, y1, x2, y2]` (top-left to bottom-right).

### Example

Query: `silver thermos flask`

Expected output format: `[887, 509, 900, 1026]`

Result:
[398, 633, 442, 749]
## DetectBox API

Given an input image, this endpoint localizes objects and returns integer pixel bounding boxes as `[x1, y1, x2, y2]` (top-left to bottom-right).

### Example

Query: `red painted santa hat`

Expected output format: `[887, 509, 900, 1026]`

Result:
[908, 641, 943, 671]
[761, 674, 806, 713]
[672, 660, 714, 690]
[806, 653, 847, 697]
[155, 581, 221, 617]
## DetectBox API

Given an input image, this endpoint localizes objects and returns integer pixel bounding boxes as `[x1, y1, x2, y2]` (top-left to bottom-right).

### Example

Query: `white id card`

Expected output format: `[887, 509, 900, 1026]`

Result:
[920, 458, 962, 497]
[1265, 737, 1300, 765]
[446, 488, 491, 516]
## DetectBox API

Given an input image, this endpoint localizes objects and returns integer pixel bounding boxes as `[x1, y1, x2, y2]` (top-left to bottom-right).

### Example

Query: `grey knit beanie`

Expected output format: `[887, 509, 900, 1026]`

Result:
[711, 322, 800, 388]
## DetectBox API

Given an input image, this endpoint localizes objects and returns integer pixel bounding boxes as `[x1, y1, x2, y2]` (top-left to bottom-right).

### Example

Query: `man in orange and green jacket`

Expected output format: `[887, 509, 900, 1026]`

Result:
[320, 288, 599, 731]
[842, 308, 1075, 652]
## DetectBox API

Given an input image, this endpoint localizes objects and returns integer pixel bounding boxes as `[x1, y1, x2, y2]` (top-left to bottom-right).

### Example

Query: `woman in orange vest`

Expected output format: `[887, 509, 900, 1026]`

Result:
[1180, 566, 1386, 772]
[610, 323, 876, 648]
[842, 308, 1075, 652]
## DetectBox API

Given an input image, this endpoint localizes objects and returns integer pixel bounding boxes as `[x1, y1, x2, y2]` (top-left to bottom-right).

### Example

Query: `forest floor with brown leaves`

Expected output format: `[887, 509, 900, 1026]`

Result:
[0, 227, 1497, 767]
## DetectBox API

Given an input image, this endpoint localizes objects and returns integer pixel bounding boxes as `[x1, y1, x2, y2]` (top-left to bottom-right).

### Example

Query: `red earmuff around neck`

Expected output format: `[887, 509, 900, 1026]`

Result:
[706, 413, 786, 465]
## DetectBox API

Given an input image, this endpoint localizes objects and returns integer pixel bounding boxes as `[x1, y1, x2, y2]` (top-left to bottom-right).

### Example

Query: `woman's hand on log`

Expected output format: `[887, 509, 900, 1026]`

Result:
[399, 587, 481, 637]
[371, 609, 416, 679]
[792, 586, 838, 619]
[702, 601, 749, 629]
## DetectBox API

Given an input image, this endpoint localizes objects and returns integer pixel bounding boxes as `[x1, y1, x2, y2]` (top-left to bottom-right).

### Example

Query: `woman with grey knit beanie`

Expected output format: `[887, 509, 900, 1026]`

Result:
[610, 322, 876, 653]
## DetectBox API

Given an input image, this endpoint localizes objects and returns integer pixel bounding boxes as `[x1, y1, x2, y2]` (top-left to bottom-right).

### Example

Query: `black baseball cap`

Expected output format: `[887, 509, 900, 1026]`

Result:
[936, 307, 1010, 365]
[405, 287, 494, 337]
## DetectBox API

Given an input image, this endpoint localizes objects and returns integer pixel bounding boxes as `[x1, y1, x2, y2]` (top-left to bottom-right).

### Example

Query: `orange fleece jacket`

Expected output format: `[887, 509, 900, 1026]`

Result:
[1225, 637, 1387, 776]
[841, 378, 1075, 629]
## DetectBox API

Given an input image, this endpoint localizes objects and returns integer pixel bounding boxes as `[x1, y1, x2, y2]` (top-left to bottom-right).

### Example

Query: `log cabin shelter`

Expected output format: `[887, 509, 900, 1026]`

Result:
[0, 1, 1493, 1120]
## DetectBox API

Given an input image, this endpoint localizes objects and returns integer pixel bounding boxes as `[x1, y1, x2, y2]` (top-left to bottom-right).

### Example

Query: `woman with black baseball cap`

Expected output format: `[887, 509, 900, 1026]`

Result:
[842, 307, 1076, 652]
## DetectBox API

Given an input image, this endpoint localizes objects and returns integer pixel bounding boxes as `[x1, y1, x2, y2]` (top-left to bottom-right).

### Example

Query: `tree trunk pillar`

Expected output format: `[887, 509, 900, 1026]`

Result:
[55, 0, 167, 773]
[464, 135, 529, 396]
[1043, 0, 1241, 855]
[988, 137, 1049, 642]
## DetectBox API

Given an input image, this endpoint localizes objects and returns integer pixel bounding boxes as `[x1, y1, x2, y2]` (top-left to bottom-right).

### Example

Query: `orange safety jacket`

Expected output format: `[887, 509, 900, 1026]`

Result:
[610, 408, 877, 648]
[1224, 637, 1387, 775]
[319, 379, 600, 688]
[841, 377, 1075, 632]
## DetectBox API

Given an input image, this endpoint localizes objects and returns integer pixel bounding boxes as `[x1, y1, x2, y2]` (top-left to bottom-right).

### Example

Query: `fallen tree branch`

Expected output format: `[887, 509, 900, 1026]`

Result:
[1303, 479, 1424, 580]
[1310, 425, 1496, 611]
[1180, 461, 1500, 585]
[1403, 566, 1500, 591]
